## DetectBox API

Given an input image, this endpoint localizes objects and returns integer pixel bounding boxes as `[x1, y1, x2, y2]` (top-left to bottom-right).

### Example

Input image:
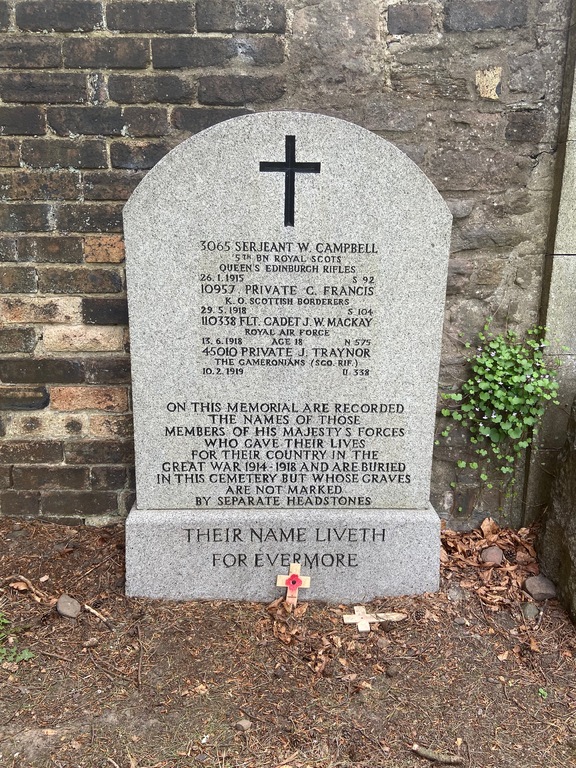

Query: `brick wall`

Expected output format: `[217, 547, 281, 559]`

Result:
[0, 0, 572, 527]
[0, 0, 287, 523]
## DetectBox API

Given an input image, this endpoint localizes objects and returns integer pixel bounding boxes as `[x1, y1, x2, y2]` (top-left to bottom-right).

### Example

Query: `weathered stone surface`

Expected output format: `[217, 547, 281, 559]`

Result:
[126, 507, 441, 601]
[56, 594, 82, 618]
[520, 602, 540, 622]
[481, 545, 503, 565]
[524, 575, 557, 602]
[387, 5, 433, 35]
[124, 111, 450, 599]
[444, 1, 528, 32]
[125, 112, 450, 511]
[539, 396, 576, 618]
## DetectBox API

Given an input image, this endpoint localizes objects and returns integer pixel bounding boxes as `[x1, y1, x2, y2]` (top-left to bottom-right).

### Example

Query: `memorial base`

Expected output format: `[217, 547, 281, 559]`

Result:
[125, 505, 440, 602]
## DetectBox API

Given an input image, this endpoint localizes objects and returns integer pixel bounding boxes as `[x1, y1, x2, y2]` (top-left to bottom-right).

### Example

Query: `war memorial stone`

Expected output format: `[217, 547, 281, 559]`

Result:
[124, 111, 452, 601]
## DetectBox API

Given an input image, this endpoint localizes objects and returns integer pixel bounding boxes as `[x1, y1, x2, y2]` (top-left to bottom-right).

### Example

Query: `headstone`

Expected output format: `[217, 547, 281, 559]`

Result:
[124, 111, 451, 601]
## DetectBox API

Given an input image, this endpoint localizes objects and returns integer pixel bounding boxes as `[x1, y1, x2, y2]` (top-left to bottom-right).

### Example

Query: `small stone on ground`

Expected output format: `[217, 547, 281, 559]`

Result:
[524, 575, 556, 601]
[56, 594, 82, 619]
[235, 719, 252, 732]
[481, 545, 504, 565]
[521, 603, 540, 622]
[447, 585, 466, 603]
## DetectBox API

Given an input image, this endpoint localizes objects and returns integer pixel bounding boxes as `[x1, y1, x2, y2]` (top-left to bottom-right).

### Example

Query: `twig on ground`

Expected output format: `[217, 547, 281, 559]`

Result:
[106, 758, 120, 768]
[2, 575, 52, 603]
[271, 752, 299, 768]
[36, 648, 73, 663]
[412, 743, 464, 765]
[72, 554, 118, 586]
[88, 650, 115, 681]
[88, 649, 133, 681]
[136, 624, 143, 688]
[84, 603, 115, 631]
[534, 603, 546, 631]
[238, 707, 270, 725]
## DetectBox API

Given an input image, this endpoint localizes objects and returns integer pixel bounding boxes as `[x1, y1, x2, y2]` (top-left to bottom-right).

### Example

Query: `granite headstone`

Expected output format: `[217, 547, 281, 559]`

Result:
[124, 111, 451, 601]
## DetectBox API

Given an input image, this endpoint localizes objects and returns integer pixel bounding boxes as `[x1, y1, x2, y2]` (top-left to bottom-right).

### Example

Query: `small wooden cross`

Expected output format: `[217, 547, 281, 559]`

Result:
[343, 605, 379, 633]
[343, 606, 408, 633]
[276, 562, 310, 606]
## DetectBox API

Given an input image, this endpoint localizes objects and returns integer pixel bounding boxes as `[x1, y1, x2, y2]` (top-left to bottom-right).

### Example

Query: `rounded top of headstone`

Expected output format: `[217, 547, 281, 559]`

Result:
[124, 110, 451, 223]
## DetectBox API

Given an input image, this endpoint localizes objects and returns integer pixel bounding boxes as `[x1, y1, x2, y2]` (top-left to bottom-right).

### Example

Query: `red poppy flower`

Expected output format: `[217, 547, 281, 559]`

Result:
[286, 573, 303, 590]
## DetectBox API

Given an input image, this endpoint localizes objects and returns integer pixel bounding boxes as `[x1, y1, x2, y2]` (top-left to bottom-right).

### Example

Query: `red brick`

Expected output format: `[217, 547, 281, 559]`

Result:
[56, 203, 124, 233]
[89, 414, 133, 438]
[0, 328, 37, 353]
[43, 325, 124, 352]
[50, 385, 129, 412]
[12, 466, 89, 490]
[90, 465, 127, 490]
[0, 36, 62, 68]
[0, 139, 21, 167]
[0, 265, 37, 293]
[122, 106, 169, 136]
[81, 297, 128, 325]
[64, 439, 134, 464]
[84, 357, 131, 383]
[110, 141, 172, 170]
[0, 296, 82, 323]
[198, 75, 285, 105]
[0, 203, 52, 232]
[21, 139, 107, 169]
[83, 171, 144, 201]
[171, 107, 252, 133]
[0, 238, 17, 261]
[1, 490, 40, 517]
[63, 37, 149, 69]
[0, 106, 46, 135]
[18, 236, 83, 263]
[152, 37, 233, 68]
[83, 236, 125, 263]
[38, 266, 123, 294]
[109, 74, 194, 104]
[0, 73, 87, 104]
[107, 1, 194, 32]
[8, 412, 86, 438]
[196, 0, 286, 32]
[0, 171, 81, 200]
[0, 358, 85, 384]
[0, 385, 49, 410]
[47, 106, 124, 136]
[16, 1, 104, 32]
[41, 491, 118, 517]
[0, 440, 63, 463]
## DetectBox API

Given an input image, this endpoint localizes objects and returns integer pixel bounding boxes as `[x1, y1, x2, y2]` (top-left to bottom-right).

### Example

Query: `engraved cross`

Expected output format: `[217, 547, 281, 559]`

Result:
[260, 135, 321, 227]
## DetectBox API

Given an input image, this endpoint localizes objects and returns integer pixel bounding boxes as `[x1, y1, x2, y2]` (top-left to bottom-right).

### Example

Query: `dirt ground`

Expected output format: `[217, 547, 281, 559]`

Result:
[0, 516, 575, 768]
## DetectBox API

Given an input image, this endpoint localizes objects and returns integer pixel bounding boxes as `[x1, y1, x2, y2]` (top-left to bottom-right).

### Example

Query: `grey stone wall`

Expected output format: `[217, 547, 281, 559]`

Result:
[539, 396, 576, 619]
[279, 0, 573, 527]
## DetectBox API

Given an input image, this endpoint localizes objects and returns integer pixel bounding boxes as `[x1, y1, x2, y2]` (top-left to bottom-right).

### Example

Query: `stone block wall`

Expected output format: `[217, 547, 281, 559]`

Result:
[0, 0, 573, 526]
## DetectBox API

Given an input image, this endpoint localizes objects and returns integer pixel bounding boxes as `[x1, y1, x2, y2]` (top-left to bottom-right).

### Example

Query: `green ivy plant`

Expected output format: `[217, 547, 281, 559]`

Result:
[441, 324, 559, 487]
[0, 611, 34, 664]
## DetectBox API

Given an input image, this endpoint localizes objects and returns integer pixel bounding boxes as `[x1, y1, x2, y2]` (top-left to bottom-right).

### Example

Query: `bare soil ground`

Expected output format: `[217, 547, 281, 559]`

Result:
[0, 516, 575, 768]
